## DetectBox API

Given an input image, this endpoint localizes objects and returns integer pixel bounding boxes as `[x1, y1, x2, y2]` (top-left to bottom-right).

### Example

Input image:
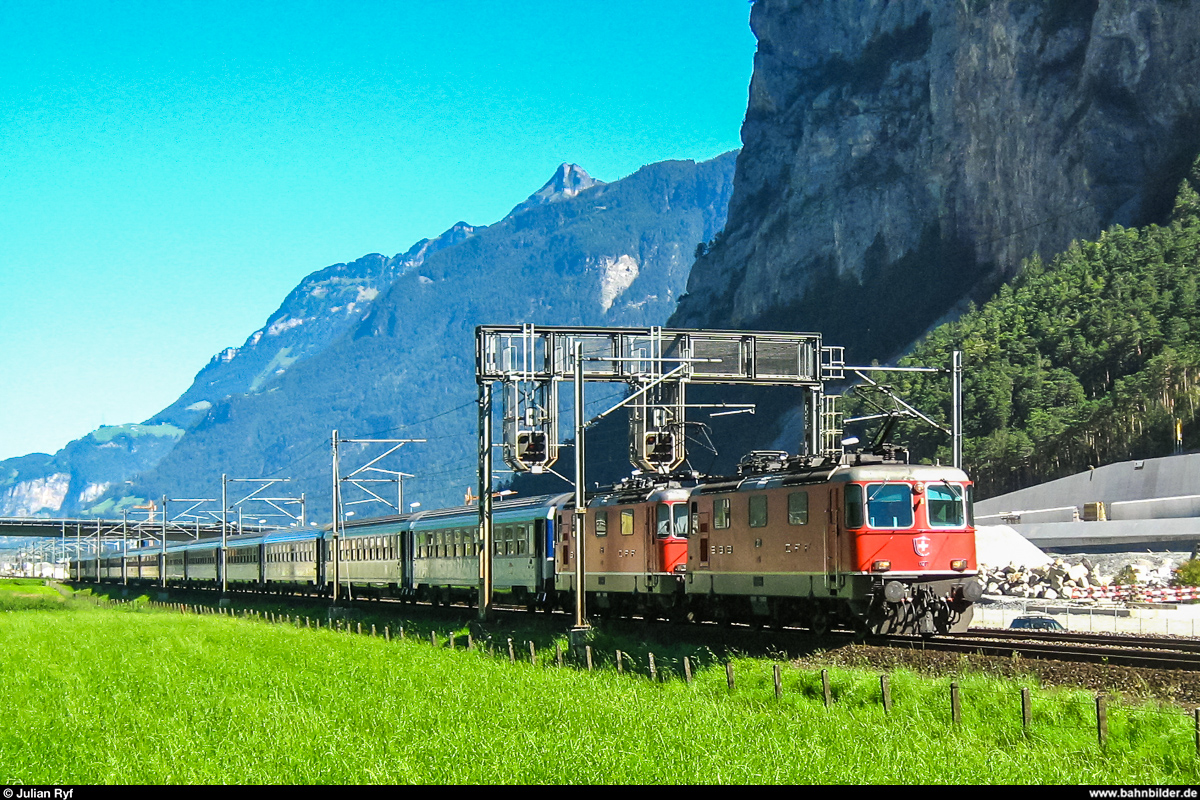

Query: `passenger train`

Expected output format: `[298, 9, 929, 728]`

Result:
[76, 450, 981, 636]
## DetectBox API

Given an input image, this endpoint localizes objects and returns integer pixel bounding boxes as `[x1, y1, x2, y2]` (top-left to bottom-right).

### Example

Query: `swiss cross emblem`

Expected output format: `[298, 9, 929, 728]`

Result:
[913, 536, 932, 557]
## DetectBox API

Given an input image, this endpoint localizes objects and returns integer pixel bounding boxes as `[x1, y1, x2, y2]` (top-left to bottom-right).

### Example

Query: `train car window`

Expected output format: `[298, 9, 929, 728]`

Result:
[928, 484, 965, 527]
[494, 529, 503, 556]
[656, 504, 671, 537]
[844, 485, 864, 528]
[620, 509, 634, 536]
[505, 525, 515, 556]
[866, 483, 914, 529]
[713, 498, 730, 529]
[594, 510, 608, 537]
[749, 495, 768, 528]
[517, 524, 528, 555]
[788, 492, 809, 525]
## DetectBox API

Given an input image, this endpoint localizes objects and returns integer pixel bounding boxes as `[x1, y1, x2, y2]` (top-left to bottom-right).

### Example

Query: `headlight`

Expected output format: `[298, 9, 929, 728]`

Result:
[872, 560, 891, 572]
[951, 559, 967, 571]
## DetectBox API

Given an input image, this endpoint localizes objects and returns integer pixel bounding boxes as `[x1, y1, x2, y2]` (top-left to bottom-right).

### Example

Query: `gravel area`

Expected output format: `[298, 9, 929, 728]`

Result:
[797, 643, 1200, 707]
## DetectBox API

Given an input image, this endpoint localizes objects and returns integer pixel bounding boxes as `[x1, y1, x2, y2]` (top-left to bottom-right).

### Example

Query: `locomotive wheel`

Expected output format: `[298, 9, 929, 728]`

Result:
[808, 609, 830, 636]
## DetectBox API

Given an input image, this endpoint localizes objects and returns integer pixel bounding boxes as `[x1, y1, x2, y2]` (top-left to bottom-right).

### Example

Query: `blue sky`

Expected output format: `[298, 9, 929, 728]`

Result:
[0, 1, 756, 461]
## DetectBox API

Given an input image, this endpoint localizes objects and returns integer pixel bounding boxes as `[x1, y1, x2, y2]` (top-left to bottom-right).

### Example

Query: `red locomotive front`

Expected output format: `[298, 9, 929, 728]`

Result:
[837, 464, 980, 634]
[683, 455, 981, 635]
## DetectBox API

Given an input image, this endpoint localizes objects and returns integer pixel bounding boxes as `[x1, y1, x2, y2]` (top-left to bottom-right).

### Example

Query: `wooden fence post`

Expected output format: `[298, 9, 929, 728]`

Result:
[774, 664, 782, 701]
[822, 669, 832, 708]
[684, 657, 693, 684]
[1096, 695, 1108, 750]
[648, 653, 657, 682]
[880, 674, 891, 713]
[726, 662, 735, 692]
[1021, 688, 1032, 735]
[586, 645, 593, 671]
[616, 650, 624, 673]
[951, 681, 961, 725]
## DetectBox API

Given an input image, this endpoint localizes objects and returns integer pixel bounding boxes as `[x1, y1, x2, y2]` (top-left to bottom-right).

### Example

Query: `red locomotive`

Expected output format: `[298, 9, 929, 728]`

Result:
[555, 449, 980, 635]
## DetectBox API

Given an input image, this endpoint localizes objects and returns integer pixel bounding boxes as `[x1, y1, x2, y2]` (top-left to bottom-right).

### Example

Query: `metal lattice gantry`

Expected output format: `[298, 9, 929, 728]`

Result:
[477, 324, 835, 472]
[473, 324, 841, 619]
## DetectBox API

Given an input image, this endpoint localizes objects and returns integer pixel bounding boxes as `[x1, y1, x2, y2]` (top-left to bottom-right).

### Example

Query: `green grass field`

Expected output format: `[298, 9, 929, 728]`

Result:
[1, 582, 1197, 784]
[0, 577, 72, 611]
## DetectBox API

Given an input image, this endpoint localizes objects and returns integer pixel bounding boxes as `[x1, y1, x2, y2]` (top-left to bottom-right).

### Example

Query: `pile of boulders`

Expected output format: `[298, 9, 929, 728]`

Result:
[978, 558, 1110, 600]
[978, 556, 1187, 600]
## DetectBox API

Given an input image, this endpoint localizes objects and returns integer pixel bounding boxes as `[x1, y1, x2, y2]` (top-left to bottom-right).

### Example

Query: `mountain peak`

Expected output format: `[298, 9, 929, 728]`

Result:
[507, 163, 604, 218]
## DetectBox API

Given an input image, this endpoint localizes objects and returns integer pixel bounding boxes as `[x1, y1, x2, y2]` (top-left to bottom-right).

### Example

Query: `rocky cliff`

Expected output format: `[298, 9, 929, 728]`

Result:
[674, 0, 1200, 365]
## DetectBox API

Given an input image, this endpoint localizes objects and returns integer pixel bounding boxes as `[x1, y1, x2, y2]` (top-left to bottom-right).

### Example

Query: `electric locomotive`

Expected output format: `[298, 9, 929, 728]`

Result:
[554, 477, 692, 618]
[683, 450, 979, 635]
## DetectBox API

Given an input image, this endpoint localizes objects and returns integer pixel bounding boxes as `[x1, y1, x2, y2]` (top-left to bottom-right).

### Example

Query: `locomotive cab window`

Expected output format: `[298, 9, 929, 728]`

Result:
[594, 510, 608, 537]
[928, 484, 965, 528]
[866, 483, 914, 529]
[620, 509, 634, 536]
[656, 503, 688, 538]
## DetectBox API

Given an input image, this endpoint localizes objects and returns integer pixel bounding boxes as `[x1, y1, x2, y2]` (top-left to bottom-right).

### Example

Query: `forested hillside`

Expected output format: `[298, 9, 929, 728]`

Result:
[874, 157, 1200, 499]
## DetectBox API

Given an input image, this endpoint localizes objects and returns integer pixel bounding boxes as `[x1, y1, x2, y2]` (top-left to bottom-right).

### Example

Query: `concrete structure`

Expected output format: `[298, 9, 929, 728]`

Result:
[975, 453, 1200, 553]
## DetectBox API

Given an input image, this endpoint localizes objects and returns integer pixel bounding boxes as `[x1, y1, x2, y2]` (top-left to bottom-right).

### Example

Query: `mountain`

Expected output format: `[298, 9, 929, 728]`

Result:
[2, 153, 736, 518]
[863, 160, 1200, 498]
[156, 221, 485, 432]
[666, 0, 1200, 468]
[677, 0, 1200, 352]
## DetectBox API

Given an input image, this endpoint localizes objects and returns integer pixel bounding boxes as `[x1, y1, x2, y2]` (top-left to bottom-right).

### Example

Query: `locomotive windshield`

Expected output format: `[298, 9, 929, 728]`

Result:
[656, 503, 688, 538]
[927, 484, 966, 527]
[865, 483, 914, 529]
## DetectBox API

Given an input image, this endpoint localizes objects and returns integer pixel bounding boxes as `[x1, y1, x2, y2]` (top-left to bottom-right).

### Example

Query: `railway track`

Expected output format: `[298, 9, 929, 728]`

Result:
[878, 629, 1200, 671]
[967, 627, 1200, 652]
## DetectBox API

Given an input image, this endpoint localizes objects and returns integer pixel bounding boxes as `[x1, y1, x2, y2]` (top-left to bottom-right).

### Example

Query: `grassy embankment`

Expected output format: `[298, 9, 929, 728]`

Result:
[1, 581, 1196, 784]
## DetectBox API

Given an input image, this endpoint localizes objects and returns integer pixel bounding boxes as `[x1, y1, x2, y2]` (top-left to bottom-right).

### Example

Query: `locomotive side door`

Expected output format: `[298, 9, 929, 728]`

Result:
[693, 502, 710, 570]
[825, 488, 840, 591]
[555, 510, 573, 590]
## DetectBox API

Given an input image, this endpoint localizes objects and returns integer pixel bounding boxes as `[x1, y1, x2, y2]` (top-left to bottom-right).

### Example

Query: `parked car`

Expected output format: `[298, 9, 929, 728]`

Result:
[1010, 615, 1065, 631]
